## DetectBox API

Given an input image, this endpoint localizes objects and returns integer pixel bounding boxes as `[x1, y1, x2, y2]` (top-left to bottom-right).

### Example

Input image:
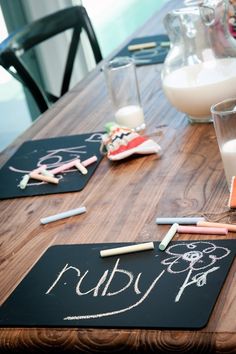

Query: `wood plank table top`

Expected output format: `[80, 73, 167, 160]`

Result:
[0, 1, 236, 353]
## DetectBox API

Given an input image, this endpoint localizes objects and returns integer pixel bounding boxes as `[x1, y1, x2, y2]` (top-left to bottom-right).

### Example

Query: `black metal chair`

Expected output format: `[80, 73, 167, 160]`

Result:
[0, 6, 103, 114]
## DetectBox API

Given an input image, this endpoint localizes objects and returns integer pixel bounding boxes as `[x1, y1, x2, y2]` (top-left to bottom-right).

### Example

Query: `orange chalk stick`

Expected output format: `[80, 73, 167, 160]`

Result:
[197, 220, 236, 232]
[229, 176, 236, 208]
[29, 172, 59, 184]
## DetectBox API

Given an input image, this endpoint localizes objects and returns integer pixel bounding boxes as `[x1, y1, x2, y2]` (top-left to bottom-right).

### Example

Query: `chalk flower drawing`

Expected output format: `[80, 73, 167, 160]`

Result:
[161, 241, 230, 302]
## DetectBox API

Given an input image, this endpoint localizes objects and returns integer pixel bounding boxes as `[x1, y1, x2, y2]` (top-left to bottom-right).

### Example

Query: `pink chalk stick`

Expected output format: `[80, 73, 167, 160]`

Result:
[81, 155, 98, 167]
[50, 160, 79, 174]
[49, 156, 97, 175]
[177, 225, 228, 235]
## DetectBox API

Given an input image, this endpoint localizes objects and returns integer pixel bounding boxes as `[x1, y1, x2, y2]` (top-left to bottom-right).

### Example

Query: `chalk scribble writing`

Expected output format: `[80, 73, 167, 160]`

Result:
[46, 258, 165, 320]
[44, 242, 231, 321]
[9, 133, 103, 187]
[85, 133, 103, 143]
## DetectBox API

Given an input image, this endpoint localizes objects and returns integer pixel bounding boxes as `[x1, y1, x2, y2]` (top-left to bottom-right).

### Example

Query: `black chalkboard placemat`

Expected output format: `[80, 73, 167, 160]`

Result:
[115, 34, 170, 65]
[0, 240, 235, 329]
[0, 133, 103, 199]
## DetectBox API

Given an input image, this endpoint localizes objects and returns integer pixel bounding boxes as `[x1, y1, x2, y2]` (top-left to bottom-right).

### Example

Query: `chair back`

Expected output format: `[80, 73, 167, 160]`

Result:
[0, 6, 102, 113]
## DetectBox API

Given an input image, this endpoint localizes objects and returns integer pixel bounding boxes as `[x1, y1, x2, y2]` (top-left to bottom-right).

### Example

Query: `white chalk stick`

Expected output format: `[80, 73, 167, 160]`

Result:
[33, 164, 47, 173]
[159, 223, 179, 251]
[156, 217, 205, 225]
[74, 160, 88, 175]
[160, 41, 170, 47]
[40, 206, 86, 224]
[19, 174, 30, 189]
[40, 169, 55, 177]
[100, 242, 154, 258]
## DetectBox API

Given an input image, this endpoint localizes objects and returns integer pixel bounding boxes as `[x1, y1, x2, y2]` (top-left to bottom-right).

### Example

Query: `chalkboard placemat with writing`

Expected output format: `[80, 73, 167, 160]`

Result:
[0, 133, 103, 199]
[115, 34, 170, 66]
[0, 240, 235, 329]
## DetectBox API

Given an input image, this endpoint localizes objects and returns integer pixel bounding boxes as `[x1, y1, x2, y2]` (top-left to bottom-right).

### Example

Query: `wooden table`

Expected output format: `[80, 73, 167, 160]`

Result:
[0, 1, 235, 352]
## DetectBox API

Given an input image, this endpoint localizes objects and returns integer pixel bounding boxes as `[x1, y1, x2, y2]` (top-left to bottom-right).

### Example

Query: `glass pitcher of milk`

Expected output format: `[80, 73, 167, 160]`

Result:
[161, 0, 236, 123]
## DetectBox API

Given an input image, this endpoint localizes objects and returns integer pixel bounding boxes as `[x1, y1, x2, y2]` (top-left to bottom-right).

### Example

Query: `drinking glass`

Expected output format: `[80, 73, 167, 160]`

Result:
[103, 57, 145, 131]
[211, 98, 236, 190]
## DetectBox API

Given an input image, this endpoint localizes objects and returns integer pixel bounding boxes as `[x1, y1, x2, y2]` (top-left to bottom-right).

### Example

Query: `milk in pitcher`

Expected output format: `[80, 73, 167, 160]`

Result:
[163, 58, 236, 121]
